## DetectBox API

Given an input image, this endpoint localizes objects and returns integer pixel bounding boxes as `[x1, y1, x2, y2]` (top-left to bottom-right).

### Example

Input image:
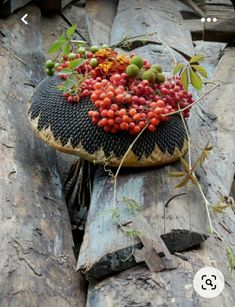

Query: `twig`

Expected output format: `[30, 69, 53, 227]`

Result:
[13, 54, 27, 66]
[164, 193, 187, 208]
[154, 33, 177, 65]
[0, 142, 15, 149]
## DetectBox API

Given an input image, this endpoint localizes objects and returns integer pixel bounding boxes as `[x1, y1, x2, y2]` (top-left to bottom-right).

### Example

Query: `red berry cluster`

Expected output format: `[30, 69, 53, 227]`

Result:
[87, 74, 173, 134]
[55, 50, 194, 135]
[158, 77, 193, 118]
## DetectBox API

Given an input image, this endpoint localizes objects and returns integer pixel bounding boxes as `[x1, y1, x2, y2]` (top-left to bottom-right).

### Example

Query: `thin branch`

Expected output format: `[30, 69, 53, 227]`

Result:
[154, 33, 177, 65]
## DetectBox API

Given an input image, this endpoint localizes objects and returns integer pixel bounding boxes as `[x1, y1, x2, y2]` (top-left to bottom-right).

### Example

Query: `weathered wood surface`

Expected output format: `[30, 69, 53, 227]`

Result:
[77, 0, 210, 282]
[86, 46, 235, 307]
[110, 0, 195, 72]
[62, 2, 91, 43]
[184, 19, 203, 40]
[184, 0, 204, 17]
[0, 5, 86, 306]
[85, 0, 118, 46]
[204, 0, 235, 43]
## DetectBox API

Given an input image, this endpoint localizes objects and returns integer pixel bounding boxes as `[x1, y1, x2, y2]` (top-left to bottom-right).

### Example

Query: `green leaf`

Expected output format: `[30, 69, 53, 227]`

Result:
[69, 59, 84, 69]
[63, 43, 71, 55]
[48, 34, 67, 53]
[226, 246, 234, 272]
[180, 68, 189, 91]
[189, 54, 205, 64]
[63, 76, 76, 91]
[189, 68, 202, 90]
[75, 40, 87, 46]
[123, 197, 141, 211]
[168, 171, 186, 177]
[191, 65, 208, 78]
[125, 229, 141, 237]
[173, 63, 185, 75]
[59, 68, 73, 74]
[48, 41, 64, 54]
[66, 24, 77, 38]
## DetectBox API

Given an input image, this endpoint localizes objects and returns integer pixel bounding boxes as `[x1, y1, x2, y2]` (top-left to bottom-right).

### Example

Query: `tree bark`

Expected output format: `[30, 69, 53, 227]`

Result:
[0, 5, 86, 307]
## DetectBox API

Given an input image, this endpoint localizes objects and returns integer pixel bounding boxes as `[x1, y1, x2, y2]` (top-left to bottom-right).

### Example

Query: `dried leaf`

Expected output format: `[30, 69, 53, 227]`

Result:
[189, 173, 197, 185]
[212, 202, 234, 214]
[180, 68, 189, 91]
[191, 65, 208, 78]
[173, 63, 185, 75]
[199, 143, 213, 166]
[189, 54, 205, 64]
[175, 175, 190, 188]
[179, 156, 190, 173]
[189, 67, 202, 90]
[168, 172, 186, 177]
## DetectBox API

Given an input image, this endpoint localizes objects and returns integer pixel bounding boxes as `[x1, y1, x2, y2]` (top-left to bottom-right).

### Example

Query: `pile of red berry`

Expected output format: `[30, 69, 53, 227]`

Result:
[47, 47, 194, 135]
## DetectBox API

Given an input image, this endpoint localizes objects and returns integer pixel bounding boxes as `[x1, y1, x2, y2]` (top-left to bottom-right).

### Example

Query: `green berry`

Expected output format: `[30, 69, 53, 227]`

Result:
[78, 47, 86, 55]
[89, 58, 98, 68]
[45, 59, 55, 69]
[101, 44, 109, 49]
[54, 63, 60, 69]
[46, 68, 55, 76]
[155, 73, 165, 83]
[90, 45, 99, 53]
[141, 69, 155, 82]
[151, 64, 162, 73]
[130, 56, 144, 68]
[68, 53, 76, 60]
[126, 64, 140, 78]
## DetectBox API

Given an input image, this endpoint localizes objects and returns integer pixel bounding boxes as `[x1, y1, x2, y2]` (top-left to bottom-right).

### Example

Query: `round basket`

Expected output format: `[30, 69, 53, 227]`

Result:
[28, 76, 188, 167]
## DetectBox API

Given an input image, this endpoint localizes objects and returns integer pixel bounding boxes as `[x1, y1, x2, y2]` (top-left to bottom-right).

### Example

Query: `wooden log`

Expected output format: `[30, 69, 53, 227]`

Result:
[183, 19, 204, 40]
[109, 0, 195, 72]
[0, 0, 31, 16]
[86, 46, 235, 306]
[204, 0, 235, 43]
[110, 0, 194, 55]
[0, 5, 86, 306]
[77, 0, 209, 282]
[38, 0, 73, 11]
[61, 2, 91, 43]
[85, 0, 118, 46]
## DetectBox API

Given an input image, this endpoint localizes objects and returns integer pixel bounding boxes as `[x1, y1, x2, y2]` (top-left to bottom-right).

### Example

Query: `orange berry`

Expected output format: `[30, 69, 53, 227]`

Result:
[129, 108, 137, 116]
[107, 110, 115, 118]
[133, 114, 141, 122]
[148, 124, 156, 132]
[120, 122, 129, 130]
[122, 115, 130, 123]
[156, 100, 165, 107]
[151, 118, 160, 126]
[147, 111, 154, 118]
[119, 108, 127, 116]
[107, 119, 115, 126]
